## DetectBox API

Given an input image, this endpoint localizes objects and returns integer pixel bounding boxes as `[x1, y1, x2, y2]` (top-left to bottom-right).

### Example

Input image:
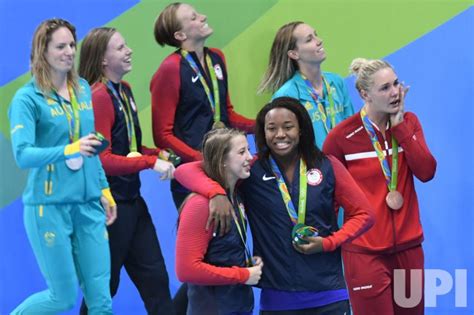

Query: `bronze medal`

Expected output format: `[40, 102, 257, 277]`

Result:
[126, 151, 142, 158]
[212, 121, 225, 129]
[65, 156, 84, 171]
[386, 190, 404, 210]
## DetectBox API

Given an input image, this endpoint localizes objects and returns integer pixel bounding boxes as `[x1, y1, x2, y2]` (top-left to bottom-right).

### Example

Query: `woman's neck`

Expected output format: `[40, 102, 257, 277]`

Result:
[181, 41, 206, 65]
[365, 104, 389, 134]
[226, 180, 236, 199]
[273, 151, 299, 184]
[51, 71, 69, 99]
[299, 63, 323, 89]
[103, 71, 122, 84]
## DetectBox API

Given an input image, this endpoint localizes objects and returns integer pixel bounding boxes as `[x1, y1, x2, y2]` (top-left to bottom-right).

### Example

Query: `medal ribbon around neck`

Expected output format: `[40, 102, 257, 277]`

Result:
[57, 84, 81, 143]
[270, 157, 308, 226]
[360, 107, 399, 192]
[181, 50, 221, 125]
[105, 80, 138, 152]
[230, 193, 253, 267]
[301, 73, 336, 134]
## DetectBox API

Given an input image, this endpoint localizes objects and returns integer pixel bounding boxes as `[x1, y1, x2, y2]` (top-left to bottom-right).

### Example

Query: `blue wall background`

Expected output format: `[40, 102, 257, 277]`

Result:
[0, 1, 472, 314]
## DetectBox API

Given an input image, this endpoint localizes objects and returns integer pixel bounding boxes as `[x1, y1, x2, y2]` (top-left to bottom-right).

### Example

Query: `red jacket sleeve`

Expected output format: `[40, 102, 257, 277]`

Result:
[391, 112, 436, 182]
[141, 145, 160, 156]
[211, 48, 255, 133]
[151, 54, 203, 162]
[176, 194, 250, 285]
[322, 155, 375, 252]
[174, 161, 226, 198]
[92, 84, 157, 176]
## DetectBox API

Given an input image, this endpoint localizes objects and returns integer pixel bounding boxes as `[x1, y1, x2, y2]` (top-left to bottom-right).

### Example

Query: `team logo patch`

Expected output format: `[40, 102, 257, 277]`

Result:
[307, 168, 323, 186]
[214, 64, 224, 80]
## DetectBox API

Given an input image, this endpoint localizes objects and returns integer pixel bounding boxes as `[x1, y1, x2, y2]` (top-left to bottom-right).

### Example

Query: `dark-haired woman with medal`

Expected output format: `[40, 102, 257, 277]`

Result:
[323, 58, 437, 315]
[78, 27, 176, 314]
[8, 19, 116, 314]
[259, 22, 354, 150]
[151, 2, 255, 211]
[176, 128, 263, 315]
[174, 97, 374, 314]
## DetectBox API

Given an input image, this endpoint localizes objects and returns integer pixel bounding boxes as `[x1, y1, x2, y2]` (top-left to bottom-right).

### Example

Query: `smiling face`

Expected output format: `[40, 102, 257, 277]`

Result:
[224, 135, 253, 187]
[264, 108, 300, 160]
[103, 31, 132, 82]
[45, 26, 76, 76]
[175, 4, 213, 44]
[363, 67, 401, 115]
[288, 23, 326, 66]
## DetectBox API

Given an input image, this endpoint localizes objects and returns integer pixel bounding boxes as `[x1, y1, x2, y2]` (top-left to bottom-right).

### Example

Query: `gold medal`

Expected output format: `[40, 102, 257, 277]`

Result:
[386, 190, 404, 210]
[212, 121, 225, 129]
[126, 151, 142, 158]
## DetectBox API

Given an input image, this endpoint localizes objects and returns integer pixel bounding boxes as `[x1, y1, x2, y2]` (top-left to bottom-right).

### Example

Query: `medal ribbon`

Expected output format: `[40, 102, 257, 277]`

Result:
[301, 73, 336, 134]
[360, 108, 399, 191]
[181, 50, 221, 124]
[57, 84, 81, 143]
[270, 158, 308, 225]
[105, 80, 138, 152]
[230, 193, 253, 266]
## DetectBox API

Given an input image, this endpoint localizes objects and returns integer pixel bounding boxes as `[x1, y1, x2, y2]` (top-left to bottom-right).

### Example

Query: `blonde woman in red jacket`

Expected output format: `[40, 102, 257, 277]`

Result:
[323, 58, 437, 315]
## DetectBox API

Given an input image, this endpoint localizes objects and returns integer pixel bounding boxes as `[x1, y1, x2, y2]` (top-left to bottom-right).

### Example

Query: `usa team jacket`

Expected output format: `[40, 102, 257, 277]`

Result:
[9, 78, 109, 205]
[175, 155, 374, 291]
[92, 81, 162, 201]
[150, 47, 255, 163]
[323, 112, 437, 254]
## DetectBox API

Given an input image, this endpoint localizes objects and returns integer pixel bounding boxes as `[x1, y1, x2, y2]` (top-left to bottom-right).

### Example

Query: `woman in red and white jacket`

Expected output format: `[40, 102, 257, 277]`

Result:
[323, 58, 437, 315]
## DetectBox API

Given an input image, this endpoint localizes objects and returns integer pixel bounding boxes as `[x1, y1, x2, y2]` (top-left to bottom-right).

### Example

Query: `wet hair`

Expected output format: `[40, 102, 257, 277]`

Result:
[258, 21, 304, 94]
[349, 58, 394, 93]
[79, 27, 117, 85]
[154, 2, 183, 47]
[30, 18, 78, 92]
[201, 128, 246, 189]
[255, 96, 323, 169]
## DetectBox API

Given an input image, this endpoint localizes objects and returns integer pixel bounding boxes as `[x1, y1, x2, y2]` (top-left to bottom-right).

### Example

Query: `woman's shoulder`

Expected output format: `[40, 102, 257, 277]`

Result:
[272, 76, 300, 100]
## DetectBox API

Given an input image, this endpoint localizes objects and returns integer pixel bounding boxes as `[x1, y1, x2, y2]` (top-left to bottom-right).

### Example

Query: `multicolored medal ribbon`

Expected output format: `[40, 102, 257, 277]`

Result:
[230, 193, 253, 266]
[301, 73, 336, 134]
[180, 50, 223, 129]
[269, 158, 318, 245]
[360, 107, 403, 210]
[104, 80, 140, 157]
[60, 84, 83, 170]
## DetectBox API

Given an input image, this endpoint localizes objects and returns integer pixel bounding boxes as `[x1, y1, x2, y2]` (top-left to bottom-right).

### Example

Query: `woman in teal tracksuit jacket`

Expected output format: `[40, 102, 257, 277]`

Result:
[8, 18, 116, 315]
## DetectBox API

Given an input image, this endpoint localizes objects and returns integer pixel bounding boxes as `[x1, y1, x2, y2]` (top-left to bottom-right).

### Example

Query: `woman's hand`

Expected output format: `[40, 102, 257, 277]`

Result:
[100, 195, 117, 226]
[293, 236, 324, 255]
[245, 256, 263, 285]
[79, 133, 102, 156]
[208, 194, 232, 236]
[390, 83, 410, 127]
[153, 159, 175, 180]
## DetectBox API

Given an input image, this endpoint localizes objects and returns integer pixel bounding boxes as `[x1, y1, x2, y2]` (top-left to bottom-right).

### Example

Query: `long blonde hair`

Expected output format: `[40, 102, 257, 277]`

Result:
[30, 18, 78, 93]
[258, 21, 303, 94]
